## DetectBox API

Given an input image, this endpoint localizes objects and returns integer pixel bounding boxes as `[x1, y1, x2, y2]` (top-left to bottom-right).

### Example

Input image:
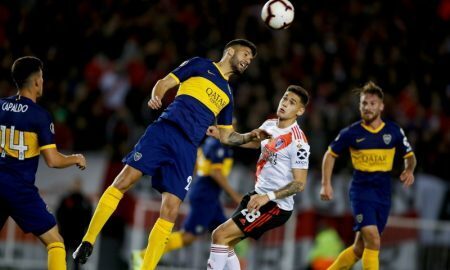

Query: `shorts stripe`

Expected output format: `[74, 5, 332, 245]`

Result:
[244, 207, 280, 232]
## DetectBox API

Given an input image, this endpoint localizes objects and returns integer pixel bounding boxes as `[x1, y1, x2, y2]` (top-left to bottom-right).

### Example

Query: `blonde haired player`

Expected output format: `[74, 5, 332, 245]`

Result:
[206, 85, 310, 270]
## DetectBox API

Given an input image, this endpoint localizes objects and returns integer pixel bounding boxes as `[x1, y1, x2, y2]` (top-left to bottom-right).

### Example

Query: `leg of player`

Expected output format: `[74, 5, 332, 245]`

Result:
[360, 225, 380, 270]
[39, 225, 66, 270]
[226, 238, 243, 270]
[327, 232, 363, 270]
[165, 230, 196, 253]
[73, 165, 143, 264]
[207, 219, 244, 270]
[140, 192, 181, 270]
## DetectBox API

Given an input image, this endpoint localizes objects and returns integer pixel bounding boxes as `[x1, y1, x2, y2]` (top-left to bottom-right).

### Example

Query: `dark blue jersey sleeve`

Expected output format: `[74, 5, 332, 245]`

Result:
[329, 127, 351, 157]
[216, 99, 233, 127]
[394, 125, 413, 158]
[170, 57, 205, 83]
[37, 111, 55, 148]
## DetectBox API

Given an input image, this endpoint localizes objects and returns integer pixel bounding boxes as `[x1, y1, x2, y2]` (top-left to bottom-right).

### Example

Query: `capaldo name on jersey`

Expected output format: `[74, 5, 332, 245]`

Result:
[2, 102, 28, 113]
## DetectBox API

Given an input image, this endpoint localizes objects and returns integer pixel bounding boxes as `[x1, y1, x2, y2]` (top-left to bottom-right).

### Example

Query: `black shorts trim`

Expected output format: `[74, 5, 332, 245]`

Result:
[231, 191, 292, 239]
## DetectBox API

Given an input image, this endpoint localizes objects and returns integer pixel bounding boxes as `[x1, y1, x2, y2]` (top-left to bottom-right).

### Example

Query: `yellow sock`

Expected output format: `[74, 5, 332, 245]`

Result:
[163, 231, 184, 254]
[47, 242, 66, 270]
[82, 186, 123, 244]
[139, 231, 184, 260]
[328, 246, 359, 270]
[362, 248, 379, 270]
[141, 218, 174, 270]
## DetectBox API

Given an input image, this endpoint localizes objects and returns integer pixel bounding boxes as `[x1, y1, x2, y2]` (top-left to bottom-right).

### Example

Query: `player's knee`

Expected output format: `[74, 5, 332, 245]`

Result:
[159, 203, 180, 222]
[363, 232, 380, 249]
[211, 226, 227, 244]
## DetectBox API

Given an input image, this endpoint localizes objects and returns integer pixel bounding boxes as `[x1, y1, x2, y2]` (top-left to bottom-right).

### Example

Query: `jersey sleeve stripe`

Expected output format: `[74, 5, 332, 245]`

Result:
[328, 147, 339, 157]
[217, 125, 233, 129]
[210, 164, 224, 169]
[300, 130, 308, 143]
[168, 72, 180, 84]
[39, 144, 56, 150]
[403, 152, 414, 158]
[291, 127, 299, 140]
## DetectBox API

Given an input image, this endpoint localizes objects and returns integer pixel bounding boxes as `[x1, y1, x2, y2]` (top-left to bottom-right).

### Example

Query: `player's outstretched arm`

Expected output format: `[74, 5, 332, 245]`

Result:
[400, 154, 416, 187]
[41, 148, 86, 170]
[320, 151, 336, 201]
[217, 126, 271, 147]
[147, 74, 179, 110]
[207, 126, 261, 149]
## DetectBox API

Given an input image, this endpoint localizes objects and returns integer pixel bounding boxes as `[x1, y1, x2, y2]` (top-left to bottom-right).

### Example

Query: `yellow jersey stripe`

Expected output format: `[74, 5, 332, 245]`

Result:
[328, 147, 339, 157]
[40, 144, 57, 150]
[349, 147, 395, 172]
[217, 125, 233, 129]
[403, 152, 414, 158]
[210, 164, 223, 170]
[169, 73, 180, 84]
[176, 77, 230, 116]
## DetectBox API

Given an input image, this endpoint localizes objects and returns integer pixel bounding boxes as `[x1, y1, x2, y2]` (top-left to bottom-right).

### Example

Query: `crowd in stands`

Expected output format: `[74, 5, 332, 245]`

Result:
[0, 0, 448, 180]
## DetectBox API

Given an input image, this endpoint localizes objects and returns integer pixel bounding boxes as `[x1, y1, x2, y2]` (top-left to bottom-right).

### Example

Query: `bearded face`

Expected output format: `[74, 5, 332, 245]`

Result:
[229, 46, 252, 74]
[359, 93, 384, 124]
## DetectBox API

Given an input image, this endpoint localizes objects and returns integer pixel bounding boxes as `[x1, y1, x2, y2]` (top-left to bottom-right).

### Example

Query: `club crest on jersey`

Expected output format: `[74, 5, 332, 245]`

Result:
[383, 134, 392, 145]
[356, 214, 363, 223]
[134, 152, 142, 161]
[275, 138, 284, 149]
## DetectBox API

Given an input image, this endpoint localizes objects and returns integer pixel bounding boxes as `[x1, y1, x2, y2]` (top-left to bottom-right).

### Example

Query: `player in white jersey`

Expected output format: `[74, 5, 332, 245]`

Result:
[206, 85, 310, 270]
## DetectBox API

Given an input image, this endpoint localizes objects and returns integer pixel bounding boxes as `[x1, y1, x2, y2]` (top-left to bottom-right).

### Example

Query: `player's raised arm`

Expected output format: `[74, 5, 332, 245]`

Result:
[217, 126, 271, 147]
[147, 74, 179, 109]
[206, 125, 262, 149]
[320, 150, 337, 201]
[41, 148, 86, 170]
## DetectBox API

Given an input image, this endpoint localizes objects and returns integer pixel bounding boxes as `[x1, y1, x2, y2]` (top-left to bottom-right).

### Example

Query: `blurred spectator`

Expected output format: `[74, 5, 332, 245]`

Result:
[56, 177, 92, 270]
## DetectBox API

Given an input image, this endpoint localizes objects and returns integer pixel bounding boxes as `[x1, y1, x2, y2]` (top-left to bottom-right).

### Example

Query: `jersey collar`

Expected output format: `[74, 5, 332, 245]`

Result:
[361, 121, 385, 133]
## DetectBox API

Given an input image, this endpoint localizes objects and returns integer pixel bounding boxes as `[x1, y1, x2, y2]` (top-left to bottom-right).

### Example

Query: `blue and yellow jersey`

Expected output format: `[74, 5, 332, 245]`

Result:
[189, 137, 233, 202]
[160, 57, 234, 146]
[0, 95, 55, 184]
[329, 120, 414, 204]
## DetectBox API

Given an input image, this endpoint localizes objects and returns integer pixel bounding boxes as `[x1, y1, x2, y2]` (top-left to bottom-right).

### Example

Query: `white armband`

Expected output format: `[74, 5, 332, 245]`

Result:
[267, 191, 276, 201]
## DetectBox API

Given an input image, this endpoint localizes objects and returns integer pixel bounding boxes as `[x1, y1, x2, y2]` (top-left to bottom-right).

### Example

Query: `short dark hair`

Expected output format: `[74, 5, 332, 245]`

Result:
[287, 85, 309, 106]
[224, 39, 257, 57]
[11, 56, 43, 89]
[357, 81, 384, 100]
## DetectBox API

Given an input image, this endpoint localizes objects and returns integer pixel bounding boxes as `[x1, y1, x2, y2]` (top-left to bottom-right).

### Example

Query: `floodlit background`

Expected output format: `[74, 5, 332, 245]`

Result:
[0, 0, 449, 269]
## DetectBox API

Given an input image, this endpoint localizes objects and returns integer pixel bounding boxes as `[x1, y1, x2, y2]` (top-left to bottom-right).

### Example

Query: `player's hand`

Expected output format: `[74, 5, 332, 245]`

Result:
[147, 96, 162, 109]
[400, 169, 414, 188]
[74, 154, 86, 170]
[320, 183, 333, 201]
[206, 126, 220, 139]
[247, 194, 269, 212]
[249, 129, 271, 141]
